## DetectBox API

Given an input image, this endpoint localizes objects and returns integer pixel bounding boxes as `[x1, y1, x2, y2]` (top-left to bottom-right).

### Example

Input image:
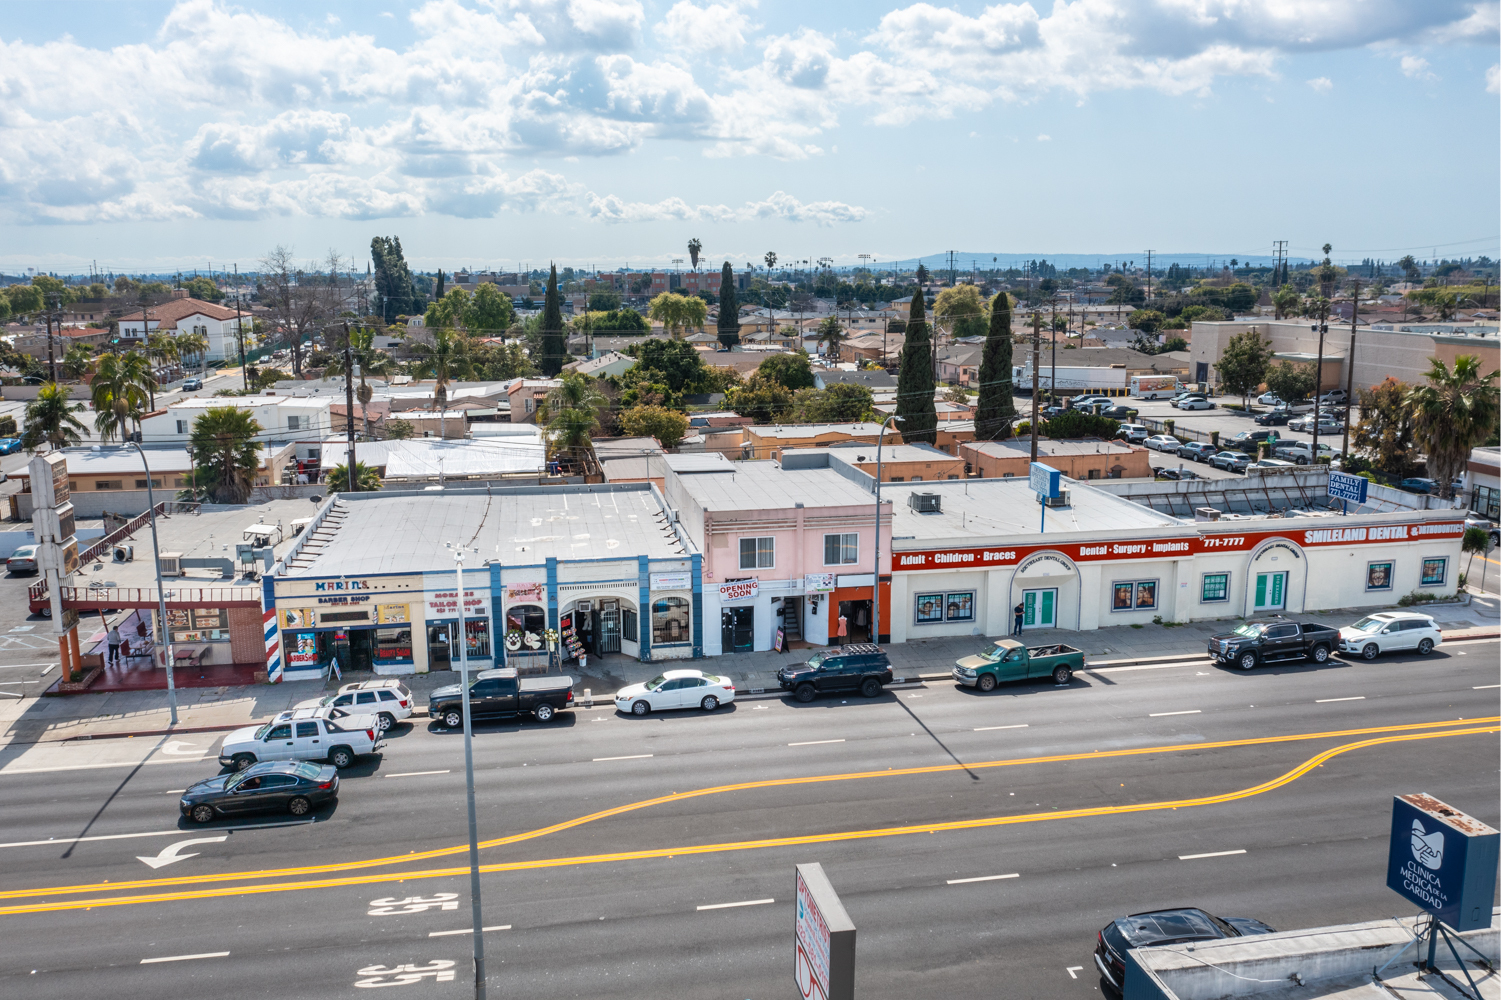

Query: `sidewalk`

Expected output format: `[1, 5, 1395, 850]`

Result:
[3, 594, 1495, 747]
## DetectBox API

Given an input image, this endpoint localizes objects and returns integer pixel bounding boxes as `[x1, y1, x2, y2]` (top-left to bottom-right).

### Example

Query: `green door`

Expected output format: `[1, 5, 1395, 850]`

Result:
[1254, 572, 1286, 611]
[1022, 589, 1056, 630]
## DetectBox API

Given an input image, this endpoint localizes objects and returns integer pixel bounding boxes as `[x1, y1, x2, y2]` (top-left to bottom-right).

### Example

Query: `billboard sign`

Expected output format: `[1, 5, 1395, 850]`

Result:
[1028, 462, 1061, 499]
[1385, 793, 1499, 931]
[794, 863, 856, 1000]
[718, 579, 759, 602]
[1327, 471, 1369, 505]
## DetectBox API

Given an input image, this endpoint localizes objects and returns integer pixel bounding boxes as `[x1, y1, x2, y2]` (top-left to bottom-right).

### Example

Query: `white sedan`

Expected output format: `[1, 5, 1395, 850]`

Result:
[1257, 392, 1284, 406]
[615, 670, 736, 715]
[1144, 434, 1180, 451]
[1175, 396, 1215, 410]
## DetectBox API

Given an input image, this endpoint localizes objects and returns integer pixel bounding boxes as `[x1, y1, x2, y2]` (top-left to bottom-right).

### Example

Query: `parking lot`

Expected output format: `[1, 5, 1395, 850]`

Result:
[1120, 395, 1353, 479]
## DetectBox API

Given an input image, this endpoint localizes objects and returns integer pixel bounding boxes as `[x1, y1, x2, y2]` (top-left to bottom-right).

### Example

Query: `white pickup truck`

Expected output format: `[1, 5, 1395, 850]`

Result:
[219, 707, 384, 771]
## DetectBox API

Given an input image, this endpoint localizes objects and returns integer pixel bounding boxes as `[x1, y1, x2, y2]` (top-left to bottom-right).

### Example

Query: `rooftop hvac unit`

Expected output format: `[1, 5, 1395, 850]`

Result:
[159, 552, 182, 576]
[1194, 507, 1222, 522]
[908, 492, 942, 514]
[112, 544, 134, 563]
[1044, 491, 1071, 508]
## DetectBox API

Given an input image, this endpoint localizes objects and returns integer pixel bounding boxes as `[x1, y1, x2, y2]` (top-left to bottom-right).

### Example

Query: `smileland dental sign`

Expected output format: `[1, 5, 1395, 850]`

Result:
[1385, 793, 1499, 932]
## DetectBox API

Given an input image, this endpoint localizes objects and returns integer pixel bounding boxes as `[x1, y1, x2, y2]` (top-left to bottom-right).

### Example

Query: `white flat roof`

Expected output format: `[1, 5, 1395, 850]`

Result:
[885, 477, 1184, 542]
[23, 447, 195, 476]
[319, 437, 545, 478]
[677, 462, 876, 511]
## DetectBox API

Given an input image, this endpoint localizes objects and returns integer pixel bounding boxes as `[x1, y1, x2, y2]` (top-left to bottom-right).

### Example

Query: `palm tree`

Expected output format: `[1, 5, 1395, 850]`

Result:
[815, 315, 846, 360]
[21, 383, 86, 452]
[90, 351, 153, 443]
[324, 461, 382, 493]
[143, 334, 178, 407]
[543, 372, 604, 469]
[174, 330, 208, 374]
[325, 327, 397, 440]
[188, 406, 263, 504]
[687, 238, 702, 270]
[60, 345, 95, 381]
[1405, 355, 1500, 500]
[409, 326, 472, 438]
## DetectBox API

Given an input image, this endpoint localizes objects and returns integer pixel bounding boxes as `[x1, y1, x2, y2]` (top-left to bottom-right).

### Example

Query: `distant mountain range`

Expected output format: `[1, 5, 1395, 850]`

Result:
[895, 252, 1307, 270]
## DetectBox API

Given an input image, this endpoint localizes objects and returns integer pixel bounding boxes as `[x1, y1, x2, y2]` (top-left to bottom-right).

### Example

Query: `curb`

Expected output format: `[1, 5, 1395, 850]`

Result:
[56, 723, 253, 743]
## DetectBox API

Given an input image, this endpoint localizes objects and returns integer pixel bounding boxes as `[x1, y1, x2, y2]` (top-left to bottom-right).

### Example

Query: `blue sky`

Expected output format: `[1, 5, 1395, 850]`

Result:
[2, 0, 1497, 275]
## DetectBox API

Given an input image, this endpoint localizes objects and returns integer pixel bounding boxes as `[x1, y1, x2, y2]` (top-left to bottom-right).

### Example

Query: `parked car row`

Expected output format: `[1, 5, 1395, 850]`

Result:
[1207, 612, 1442, 670]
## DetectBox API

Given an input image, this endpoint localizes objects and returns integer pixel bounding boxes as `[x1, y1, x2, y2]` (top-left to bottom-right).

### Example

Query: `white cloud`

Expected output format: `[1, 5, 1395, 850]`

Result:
[1036, 133, 1051, 141]
[657, 2, 750, 53]
[1488, 64, 1500, 94]
[1307, 76, 1334, 92]
[1401, 55, 1437, 80]
[585, 189, 867, 225]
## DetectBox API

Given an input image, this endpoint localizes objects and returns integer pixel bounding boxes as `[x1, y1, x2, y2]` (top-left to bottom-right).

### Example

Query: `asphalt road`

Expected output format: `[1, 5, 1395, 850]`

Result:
[0, 638, 1496, 999]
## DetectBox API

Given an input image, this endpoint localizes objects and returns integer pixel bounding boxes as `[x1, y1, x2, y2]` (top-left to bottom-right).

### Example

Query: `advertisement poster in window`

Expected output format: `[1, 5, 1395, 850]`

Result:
[945, 592, 974, 621]
[1135, 582, 1157, 609]
[1112, 582, 1134, 610]
[377, 604, 410, 625]
[1366, 562, 1393, 591]
[288, 633, 319, 665]
[1420, 558, 1446, 586]
[279, 608, 308, 630]
[166, 608, 191, 630]
[914, 594, 944, 624]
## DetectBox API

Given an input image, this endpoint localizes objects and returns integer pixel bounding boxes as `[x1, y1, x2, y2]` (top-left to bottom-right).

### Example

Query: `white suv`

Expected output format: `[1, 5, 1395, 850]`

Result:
[1338, 612, 1442, 660]
[296, 679, 414, 731]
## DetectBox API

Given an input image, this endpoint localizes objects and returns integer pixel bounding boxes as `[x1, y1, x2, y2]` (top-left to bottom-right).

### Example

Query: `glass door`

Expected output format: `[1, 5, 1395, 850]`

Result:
[1253, 572, 1287, 611]
[1022, 589, 1057, 630]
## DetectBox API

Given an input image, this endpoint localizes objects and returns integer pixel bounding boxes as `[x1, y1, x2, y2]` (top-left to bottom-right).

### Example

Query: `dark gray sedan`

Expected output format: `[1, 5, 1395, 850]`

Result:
[180, 761, 338, 824]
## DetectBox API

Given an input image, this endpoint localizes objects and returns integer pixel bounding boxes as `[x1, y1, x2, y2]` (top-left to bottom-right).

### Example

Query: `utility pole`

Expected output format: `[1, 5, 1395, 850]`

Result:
[1145, 250, 1153, 303]
[1273, 240, 1288, 286]
[1311, 244, 1334, 466]
[234, 264, 248, 391]
[1029, 309, 1041, 465]
[342, 321, 358, 494]
[1050, 295, 1059, 409]
[1341, 279, 1362, 459]
[45, 295, 58, 383]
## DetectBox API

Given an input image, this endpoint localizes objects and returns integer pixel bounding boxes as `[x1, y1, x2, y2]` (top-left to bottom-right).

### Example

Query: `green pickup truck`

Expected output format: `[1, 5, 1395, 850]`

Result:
[952, 639, 1085, 691]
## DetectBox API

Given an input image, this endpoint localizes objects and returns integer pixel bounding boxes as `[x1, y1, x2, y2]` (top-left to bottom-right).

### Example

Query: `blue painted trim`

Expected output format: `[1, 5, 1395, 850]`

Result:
[638, 555, 651, 663]
[490, 562, 504, 666]
[546, 558, 559, 632]
[690, 553, 703, 660]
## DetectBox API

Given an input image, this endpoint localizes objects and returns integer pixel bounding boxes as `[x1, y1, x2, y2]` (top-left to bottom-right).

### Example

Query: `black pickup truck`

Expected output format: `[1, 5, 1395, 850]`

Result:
[428, 667, 574, 727]
[1207, 618, 1339, 670]
[778, 644, 893, 702]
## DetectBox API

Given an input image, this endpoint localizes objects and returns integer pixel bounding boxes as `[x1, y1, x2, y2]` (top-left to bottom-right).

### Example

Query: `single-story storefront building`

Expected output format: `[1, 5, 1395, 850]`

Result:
[264, 483, 703, 680]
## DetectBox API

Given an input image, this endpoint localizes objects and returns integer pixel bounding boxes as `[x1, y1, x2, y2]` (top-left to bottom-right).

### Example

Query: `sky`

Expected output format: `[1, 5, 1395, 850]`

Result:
[1, 0, 1497, 275]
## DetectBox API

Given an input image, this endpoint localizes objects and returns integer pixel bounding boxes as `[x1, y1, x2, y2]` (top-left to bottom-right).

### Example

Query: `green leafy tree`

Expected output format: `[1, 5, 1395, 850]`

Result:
[1264, 360, 1316, 407]
[1406, 288, 1460, 320]
[647, 292, 707, 339]
[0, 295, 10, 322]
[90, 351, 153, 442]
[729, 377, 795, 423]
[1039, 409, 1122, 439]
[471, 341, 536, 381]
[716, 263, 740, 349]
[618, 404, 689, 450]
[1160, 336, 1188, 353]
[543, 372, 605, 464]
[1405, 355, 1500, 499]
[588, 290, 622, 312]
[325, 461, 382, 493]
[464, 282, 515, 337]
[755, 351, 815, 391]
[895, 291, 937, 444]
[1462, 526, 1490, 581]
[183, 276, 224, 302]
[1272, 284, 1301, 320]
[1127, 309, 1165, 335]
[540, 264, 567, 376]
[586, 309, 648, 332]
[1106, 282, 1145, 306]
[1351, 377, 1417, 480]
[3, 283, 44, 317]
[385, 418, 416, 440]
[424, 288, 471, 331]
[60, 345, 95, 380]
[188, 406, 264, 504]
[974, 291, 1016, 440]
[625, 338, 713, 394]
[794, 383, 873, 423]
[21, 383, 86, 451]
[371, 236, 422, 320]
[30, 275, 77, 306]
[1213, 328, 1275, 408]
[933, 284, 988, 339]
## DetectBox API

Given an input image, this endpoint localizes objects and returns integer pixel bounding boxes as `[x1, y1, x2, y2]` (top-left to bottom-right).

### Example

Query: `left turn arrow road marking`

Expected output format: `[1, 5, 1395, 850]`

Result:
[137, 836, 228, 869]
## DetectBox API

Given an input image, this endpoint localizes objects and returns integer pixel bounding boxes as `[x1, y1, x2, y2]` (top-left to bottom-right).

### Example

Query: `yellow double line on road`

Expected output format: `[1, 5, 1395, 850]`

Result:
[1, 717, 1494, 917]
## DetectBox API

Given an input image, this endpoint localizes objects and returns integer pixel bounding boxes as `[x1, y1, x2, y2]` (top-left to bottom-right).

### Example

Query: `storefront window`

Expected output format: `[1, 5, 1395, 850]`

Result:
[652, 596, 691, 644]
[287, 632, 321, 667]
[465, 619, 491, 658]
[944, 592, 974, 621]
[1365, 562, 1394, 591]
[1200, 573, 1229, 603]
[374, 627, 413, 664]
[1472, 486, 1499, 521]
[1420, 558, 1446, 587]
[914, 593, 944, 624]
[1112, 581, 1157, 611]
[504, 604, 545, 652]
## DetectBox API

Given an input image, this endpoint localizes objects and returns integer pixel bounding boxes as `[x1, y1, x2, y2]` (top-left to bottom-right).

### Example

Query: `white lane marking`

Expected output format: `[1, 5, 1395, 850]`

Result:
[140, 952, 229, 964]
[384, 770, 451, 778]
[428, 925, 511, 937]
[0, 756, 213, 776]
[137, 835, 228, 869]
[947, 873, 1019, 885]
[697, 898, 775, 911]
[788, 739, 845, 747]
[159, 741, 202, 756]
[1067, 966, 1084, 979]
[1149, 709, 1201, 717]
[0, 691, 20, 698]
[165, 789, 186, 794]
[1179, 849, 1247, 860]
[974, 724, 1029, 732]
[0, 818, 314, 850]
[1315, 696, 1365, 703]
[593, 754, 653, 761]
[1474, 684, 1500, 690]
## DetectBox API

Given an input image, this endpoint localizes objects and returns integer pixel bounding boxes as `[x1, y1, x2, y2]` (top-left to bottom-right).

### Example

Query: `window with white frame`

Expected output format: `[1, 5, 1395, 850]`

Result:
[739, 536, 774, 570]
[288, 415, 301, 431]
[823, 533, 858, 565]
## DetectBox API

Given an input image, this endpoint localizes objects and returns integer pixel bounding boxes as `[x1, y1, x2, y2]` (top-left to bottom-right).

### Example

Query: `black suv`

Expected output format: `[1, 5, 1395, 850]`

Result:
[777, 644, 893, 702]
[1094, 907, 1275, 996]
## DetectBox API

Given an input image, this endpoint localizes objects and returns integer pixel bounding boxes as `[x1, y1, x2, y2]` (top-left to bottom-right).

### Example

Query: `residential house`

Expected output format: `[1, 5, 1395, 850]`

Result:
[12, 326, 112, 360]
[139, 396, 334, 466]
[743, 422, 904, 461]
[962, 438, 1151, 480]
[823, 443, 966, 483]
[563, 351, 636, 379]
[505, 379, 562, 423]
[116, 294, 250, 363]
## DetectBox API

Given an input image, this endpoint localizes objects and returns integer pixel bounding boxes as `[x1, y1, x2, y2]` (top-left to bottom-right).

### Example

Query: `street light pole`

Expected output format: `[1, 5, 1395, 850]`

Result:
[871, 414, 903, 648]
[129, 442, 177, 725]
[449, 542, 486, 999]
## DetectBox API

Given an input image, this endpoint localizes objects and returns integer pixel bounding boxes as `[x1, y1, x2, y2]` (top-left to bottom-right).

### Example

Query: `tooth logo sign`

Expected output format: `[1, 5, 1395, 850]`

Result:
[1410, 819, 1444, 870]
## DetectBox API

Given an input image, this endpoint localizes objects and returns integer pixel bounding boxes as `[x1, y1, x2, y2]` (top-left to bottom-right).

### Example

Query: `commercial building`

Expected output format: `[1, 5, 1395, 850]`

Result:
[264, 483, 700, 680]
[8, 446, 296, 518]
[820, 443, 966, 483]
[1466, 445, 1499, 521]
[115, 295, 251, 363]
[140, 396, 334, 466]
[962, 438, 1152, 480]
[664, 460, 891, 654]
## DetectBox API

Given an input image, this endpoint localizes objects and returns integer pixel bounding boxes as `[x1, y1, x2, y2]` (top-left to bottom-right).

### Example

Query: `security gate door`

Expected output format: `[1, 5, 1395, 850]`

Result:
[597, 601, 621, 655]
[1022, 589, 1056, 630]
[1254, 572, 1287, 611]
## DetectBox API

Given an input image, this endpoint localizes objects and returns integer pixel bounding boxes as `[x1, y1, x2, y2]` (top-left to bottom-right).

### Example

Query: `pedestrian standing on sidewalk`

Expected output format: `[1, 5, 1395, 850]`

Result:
[837, 614, 848, 646]
[1012, 602, 1024, 637]
[106, 624, 123, 667]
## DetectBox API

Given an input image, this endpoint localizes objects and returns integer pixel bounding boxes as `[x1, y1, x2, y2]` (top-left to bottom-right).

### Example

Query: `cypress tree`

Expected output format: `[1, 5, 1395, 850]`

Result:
[894, 289, 937, 444]
[370, 236, 420, 319]
[540, 263, 566, 377]
[435, 268, 445, 300]
[974, 291, 1017, 440]
[716, 262, 740, 349]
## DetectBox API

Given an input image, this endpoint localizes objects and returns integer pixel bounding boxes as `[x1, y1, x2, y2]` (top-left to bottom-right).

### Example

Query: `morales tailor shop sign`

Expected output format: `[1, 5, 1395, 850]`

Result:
[1385, 793, 1499, 932]
[794, 864, 855, 1000]
[718, 579, 759, 602]
[893, 520, 1467, 571]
